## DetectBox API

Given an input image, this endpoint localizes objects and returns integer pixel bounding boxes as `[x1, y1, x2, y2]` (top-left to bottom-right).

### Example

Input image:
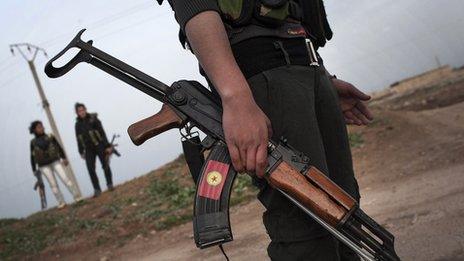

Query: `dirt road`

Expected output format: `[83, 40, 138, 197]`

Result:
[115, 162, 464, 261]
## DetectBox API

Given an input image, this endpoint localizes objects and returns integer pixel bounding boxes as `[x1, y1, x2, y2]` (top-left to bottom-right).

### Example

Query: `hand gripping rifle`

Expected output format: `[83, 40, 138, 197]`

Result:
[44, 29, 400, 261]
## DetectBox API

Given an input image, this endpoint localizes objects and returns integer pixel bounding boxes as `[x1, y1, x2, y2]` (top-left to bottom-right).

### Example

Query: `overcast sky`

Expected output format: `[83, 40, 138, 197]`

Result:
[1, 0, 463, 218]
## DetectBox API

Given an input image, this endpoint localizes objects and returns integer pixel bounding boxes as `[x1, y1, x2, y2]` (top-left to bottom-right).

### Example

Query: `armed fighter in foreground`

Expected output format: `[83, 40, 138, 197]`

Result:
[44, 29, 400, 261]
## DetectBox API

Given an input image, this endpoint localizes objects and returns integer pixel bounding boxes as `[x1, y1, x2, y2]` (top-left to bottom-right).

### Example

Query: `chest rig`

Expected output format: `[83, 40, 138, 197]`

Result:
[78, 114, 104, 147]
[219, 0, 302, 27]
[32, 135, 60, 164]
[219, 0, 302, 26]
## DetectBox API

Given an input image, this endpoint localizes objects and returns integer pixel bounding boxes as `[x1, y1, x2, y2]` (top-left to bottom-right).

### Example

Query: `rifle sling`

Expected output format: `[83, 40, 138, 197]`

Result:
[182, 136, 204, 184]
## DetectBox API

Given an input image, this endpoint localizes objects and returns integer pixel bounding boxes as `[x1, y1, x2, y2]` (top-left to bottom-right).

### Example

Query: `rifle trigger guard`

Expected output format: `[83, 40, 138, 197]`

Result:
[179, 123, 200, 145]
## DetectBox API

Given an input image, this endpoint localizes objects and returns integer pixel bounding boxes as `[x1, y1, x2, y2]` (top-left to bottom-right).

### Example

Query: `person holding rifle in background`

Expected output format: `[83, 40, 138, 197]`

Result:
[74, 103, 115, 197]
[30, 120, 82, 209]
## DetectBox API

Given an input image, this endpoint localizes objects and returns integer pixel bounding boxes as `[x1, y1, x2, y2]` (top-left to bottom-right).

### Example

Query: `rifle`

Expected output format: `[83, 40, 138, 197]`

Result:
[44, 29, 400, 261]
[33, 170, 47, 210]
[105, 134, 121, 167]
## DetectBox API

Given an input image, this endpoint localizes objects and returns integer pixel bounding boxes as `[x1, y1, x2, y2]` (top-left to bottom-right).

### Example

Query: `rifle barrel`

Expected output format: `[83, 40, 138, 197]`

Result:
[76, 39, 170, 95]
[89, 58, 165, 102]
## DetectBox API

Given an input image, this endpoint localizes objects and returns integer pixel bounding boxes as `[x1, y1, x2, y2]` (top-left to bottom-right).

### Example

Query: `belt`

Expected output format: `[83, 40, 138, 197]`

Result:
[231, 37, 320, 79]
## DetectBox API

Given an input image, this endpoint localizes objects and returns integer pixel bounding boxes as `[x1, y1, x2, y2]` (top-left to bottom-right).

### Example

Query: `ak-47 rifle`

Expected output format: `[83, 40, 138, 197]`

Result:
[33, 170, 47, 210]
[44, 29, 400, 261]
[105, 134, 121, 167]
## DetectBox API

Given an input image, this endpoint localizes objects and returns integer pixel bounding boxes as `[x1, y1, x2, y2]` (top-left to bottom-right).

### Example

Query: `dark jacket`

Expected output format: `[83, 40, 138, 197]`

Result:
[75, 113, 109, 155]
[30, 134, 66, 171]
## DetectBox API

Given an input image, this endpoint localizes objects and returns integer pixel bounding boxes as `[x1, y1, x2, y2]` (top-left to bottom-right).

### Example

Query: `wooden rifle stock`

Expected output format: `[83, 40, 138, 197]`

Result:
[127, 104, 185, 146]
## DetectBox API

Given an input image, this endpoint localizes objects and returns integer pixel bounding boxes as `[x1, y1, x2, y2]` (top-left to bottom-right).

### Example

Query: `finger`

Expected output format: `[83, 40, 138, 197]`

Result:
[265, 117, 273, 139]
[352, 107, 370, 125]
[344, 112, 358, 125]
[255, 143, 268, 178]
[239, 146, 248, 173]
[349, 86, 371, 101]
[344, 110, 362, 125]
[228, 144, 243, 172]
[246, 145, 257, 173]
[351, 107, 368, 125]
[344, 115, 355, 125]
[356, 102, 374, 121]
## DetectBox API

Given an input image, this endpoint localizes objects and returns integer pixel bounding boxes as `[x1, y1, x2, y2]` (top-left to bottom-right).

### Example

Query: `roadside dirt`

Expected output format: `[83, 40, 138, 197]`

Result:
[13, 79, 464, 260]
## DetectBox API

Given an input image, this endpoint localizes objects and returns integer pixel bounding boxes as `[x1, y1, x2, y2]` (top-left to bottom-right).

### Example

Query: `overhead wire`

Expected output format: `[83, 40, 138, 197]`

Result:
[0, 70, 28, 90]
[94, 13, 169, 41]
[36, 0, 157, 48]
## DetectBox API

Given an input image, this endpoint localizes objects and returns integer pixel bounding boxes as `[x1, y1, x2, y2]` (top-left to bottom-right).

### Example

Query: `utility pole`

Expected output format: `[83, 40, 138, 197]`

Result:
[10, 43, 82, 197]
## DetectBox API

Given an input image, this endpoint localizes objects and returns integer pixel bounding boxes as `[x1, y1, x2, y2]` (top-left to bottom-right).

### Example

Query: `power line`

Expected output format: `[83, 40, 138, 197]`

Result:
[88, 1, 154, 29]
[0, 58, 20, 74]
[0, 70, 28, 90]
[94, 13, 169, 41]
[37, 1, 156, 48]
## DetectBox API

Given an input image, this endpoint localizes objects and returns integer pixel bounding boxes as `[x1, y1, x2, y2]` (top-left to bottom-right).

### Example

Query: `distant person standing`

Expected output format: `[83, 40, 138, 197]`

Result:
[74, 103, 114, 197]
[29, 121, 82, 209]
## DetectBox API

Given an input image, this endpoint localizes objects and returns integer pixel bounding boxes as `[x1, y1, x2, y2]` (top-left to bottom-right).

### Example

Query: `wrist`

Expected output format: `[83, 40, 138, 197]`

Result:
[218, 81, 253, 103]
[221, 90, 255, 109]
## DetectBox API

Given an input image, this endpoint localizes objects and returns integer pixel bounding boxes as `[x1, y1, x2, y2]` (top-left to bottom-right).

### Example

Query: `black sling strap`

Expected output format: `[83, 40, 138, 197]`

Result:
[181, 136, 204, 184]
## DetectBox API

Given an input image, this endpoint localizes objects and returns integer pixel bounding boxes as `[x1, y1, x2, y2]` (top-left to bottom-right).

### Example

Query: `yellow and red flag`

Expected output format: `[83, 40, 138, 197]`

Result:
[198, 160, 230, 200]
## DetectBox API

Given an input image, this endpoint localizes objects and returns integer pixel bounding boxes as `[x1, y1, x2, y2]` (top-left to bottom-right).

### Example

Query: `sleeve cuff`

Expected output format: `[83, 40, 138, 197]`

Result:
[170, 0, 220, 31]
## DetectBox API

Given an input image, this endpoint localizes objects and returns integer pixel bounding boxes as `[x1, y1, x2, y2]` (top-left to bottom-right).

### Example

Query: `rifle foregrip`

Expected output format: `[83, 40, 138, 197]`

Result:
[266, 162, 352, 227]
[127, 104, 185, 146]
[305, 167, 357, 210]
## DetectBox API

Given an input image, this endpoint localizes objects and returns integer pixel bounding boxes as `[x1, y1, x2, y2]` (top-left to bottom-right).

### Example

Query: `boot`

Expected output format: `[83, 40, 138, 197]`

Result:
[93, 189, 101, 198]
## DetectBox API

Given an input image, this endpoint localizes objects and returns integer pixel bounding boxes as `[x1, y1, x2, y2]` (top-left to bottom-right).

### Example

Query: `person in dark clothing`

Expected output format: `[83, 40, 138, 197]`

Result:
[30, 120, 81, 208]
[74, 103, 114, 197]
[165, 1, 373, 260]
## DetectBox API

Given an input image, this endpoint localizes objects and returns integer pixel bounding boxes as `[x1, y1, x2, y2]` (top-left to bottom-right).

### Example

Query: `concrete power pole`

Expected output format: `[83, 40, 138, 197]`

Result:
[10, 43, 82, 197]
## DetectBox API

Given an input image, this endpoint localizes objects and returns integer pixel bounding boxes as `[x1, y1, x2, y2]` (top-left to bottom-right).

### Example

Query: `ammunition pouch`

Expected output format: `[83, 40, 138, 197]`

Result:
[261, 0, 287, 7]
[89, 129, 103, 146]
[218, 0, 302, 28]
[218, 0, 255, 26]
